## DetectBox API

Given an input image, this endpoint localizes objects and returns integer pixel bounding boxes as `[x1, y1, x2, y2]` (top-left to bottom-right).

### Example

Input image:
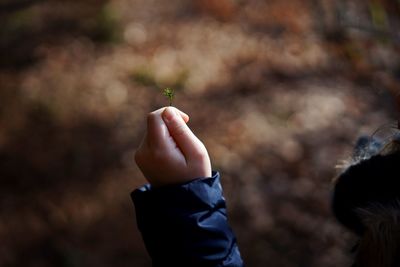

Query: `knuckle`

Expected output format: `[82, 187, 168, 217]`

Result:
[169, 119, 188, 136]
[172, 124, 187, 137]
[192, 146, 208, 161]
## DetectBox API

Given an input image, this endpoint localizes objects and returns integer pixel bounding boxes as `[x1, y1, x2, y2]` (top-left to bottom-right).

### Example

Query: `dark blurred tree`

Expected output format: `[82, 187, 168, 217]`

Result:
[0, 0, 119, 69]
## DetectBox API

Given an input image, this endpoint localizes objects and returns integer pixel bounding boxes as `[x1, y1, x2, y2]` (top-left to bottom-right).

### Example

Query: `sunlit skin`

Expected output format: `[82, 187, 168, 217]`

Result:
[134, 107, 212, 187]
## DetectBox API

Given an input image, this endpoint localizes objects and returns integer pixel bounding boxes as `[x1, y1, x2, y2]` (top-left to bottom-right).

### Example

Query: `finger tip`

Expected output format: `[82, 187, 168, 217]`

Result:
[162, 106, 171, 112]
[162, 107, 175, 121]
[181, 113, 189, 123]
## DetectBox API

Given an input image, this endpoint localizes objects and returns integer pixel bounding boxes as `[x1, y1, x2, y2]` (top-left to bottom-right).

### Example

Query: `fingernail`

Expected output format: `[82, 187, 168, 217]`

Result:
[162, 107, 176, 123]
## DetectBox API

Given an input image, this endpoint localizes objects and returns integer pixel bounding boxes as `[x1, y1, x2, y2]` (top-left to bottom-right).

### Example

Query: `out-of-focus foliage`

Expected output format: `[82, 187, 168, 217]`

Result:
[1, 0, 399, 267]
[0, 0, 119, 68]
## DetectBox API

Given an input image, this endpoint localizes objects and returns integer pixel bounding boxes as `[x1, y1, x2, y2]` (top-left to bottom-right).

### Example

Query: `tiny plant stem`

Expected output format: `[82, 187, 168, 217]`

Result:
[163, 88, 174, 107]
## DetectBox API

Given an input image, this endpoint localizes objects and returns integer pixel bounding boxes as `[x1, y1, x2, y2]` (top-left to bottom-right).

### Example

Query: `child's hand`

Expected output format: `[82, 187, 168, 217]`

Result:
[135, 107, 212, 186]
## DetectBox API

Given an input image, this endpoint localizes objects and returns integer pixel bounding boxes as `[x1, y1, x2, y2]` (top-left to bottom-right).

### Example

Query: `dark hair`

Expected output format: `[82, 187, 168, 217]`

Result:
[333, 135, 400, 267]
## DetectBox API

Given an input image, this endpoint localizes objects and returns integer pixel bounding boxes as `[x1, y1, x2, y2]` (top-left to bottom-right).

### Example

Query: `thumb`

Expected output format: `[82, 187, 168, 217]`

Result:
[162, 107, 202, 157]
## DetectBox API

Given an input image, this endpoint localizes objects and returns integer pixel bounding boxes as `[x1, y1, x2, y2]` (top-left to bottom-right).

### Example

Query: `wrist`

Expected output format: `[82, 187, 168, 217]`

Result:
[147, 171, 215, 188]
[137, 171, 219, 190]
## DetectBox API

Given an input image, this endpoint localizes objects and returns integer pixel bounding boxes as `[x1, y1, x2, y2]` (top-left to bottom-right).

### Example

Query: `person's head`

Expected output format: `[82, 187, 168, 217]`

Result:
[333, 133, 400, 267]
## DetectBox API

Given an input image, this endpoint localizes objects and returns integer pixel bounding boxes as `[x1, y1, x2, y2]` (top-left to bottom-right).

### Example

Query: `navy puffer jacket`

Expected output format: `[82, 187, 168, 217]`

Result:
[132, 171, 244, 267]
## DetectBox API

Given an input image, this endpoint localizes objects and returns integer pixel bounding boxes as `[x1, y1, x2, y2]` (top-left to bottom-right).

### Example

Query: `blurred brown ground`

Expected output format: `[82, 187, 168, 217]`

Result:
[1, 0, 400, 266]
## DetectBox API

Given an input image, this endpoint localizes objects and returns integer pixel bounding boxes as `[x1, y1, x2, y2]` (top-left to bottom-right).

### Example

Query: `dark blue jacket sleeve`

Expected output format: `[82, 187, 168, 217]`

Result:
[131, 171, 244, 267]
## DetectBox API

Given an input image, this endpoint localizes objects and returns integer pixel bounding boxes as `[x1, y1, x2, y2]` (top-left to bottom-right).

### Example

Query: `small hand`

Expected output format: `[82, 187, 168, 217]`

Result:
[135, 107, 212, 186]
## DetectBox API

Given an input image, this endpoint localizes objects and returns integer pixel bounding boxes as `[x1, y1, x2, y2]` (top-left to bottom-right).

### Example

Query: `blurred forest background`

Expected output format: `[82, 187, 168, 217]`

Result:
[1, 0, 400, 266]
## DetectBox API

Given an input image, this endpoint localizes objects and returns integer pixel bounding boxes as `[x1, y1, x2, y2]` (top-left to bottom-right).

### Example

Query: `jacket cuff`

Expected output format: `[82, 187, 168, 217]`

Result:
[131, 171, 243, 267]
[132, 171, 223, 217]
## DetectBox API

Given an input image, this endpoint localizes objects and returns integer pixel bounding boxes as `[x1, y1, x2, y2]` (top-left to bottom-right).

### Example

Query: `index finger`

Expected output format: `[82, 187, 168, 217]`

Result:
[146, 107, 189, 149]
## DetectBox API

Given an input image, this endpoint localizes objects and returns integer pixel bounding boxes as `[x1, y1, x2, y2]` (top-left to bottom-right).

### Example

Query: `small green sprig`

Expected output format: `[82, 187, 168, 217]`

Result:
[163, 88, 175, 106]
